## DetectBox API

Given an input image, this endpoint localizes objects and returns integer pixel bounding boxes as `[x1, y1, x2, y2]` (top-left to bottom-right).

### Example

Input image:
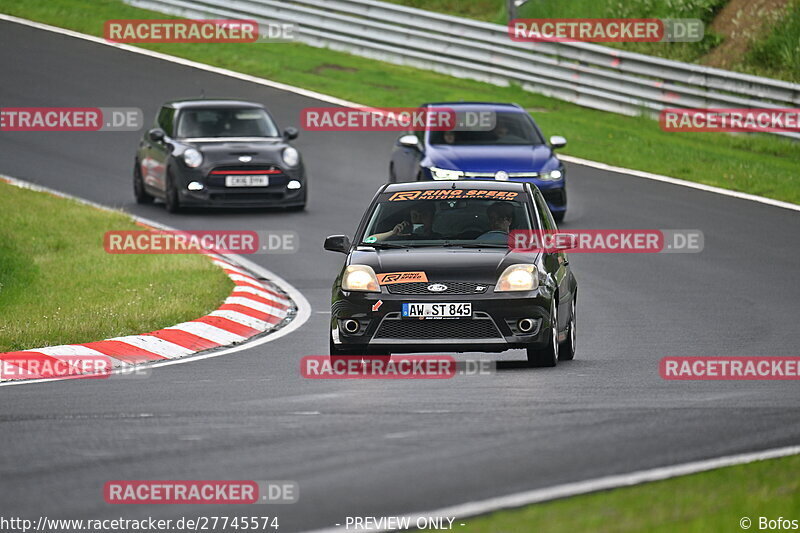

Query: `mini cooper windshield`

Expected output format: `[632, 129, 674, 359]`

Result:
[175, 107, 280, 138]
[362, 190, 537, 247]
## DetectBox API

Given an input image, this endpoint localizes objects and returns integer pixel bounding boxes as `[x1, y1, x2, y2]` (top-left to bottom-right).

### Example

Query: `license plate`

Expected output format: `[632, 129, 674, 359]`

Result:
[225, 175, 269, 187]
[402, 302, 472, 319]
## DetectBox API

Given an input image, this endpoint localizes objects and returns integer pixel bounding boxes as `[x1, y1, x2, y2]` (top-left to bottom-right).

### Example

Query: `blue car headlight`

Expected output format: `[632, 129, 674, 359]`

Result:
[540, 169, 563, 181]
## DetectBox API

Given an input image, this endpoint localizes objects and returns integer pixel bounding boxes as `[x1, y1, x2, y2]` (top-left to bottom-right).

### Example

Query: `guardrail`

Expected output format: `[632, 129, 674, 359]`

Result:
[127, 0, 800, 139]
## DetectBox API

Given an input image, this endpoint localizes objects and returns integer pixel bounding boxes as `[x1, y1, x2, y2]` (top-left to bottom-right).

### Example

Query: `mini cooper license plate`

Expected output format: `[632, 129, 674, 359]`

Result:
[225, 175, 270, 187]
[402, 303, 472, 319]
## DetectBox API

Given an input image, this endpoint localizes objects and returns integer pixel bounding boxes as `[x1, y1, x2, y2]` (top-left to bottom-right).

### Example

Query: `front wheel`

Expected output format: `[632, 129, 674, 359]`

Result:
[553, 211, 565, 223]
[558, 295, 576, 361]
[164, 171, 181, 213]
[133, 162, 154, 204]
[527, 298, 558, 367]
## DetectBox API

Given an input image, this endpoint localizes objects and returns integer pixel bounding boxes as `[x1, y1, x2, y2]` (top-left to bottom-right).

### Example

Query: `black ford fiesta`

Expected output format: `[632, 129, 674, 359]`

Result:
[324, 180, 577, 366]
[134, 99, 306, 212]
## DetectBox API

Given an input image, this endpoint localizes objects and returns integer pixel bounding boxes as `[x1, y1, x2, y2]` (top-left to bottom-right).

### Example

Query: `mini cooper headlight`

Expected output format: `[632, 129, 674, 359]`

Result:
[342, 265, 380, 292]
[282, 146, 300, 167]
[540, 169, 563, 181]
[183, 148, 203, 168]
[430, 166, 464, 180]
[495, 264, 539, 292]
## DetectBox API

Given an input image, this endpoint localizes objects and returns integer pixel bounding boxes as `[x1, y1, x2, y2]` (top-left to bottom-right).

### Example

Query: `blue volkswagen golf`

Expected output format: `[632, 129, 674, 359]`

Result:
[389, 102, 568, 221]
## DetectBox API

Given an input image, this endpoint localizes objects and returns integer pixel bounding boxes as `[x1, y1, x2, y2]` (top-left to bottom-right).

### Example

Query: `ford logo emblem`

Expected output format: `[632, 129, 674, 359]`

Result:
[427, 284, 448, 292]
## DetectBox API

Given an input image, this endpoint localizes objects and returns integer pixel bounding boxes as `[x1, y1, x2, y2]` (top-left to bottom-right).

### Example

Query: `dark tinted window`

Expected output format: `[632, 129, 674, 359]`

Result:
[175, 107, 279, 138]
[429, 111, 544, 145]
[156, 106, 175, 136]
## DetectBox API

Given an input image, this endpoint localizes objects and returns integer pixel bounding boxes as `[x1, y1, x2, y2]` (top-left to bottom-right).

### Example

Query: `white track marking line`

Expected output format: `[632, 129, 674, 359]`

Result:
[0, 13, 796, 212]
[304, 445, 800, 533]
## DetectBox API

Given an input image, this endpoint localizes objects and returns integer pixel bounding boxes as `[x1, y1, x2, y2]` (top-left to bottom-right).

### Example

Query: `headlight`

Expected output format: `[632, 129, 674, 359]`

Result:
[495, 264, 539, 292]
[342, 265, 380, 292]
[183, 148, 203, 168]
[429, 166, 464, 180]
[282, 146, 300, 167]
[540, 169, 563, 181]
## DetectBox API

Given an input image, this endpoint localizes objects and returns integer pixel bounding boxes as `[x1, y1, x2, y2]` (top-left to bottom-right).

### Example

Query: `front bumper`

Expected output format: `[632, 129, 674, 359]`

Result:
[175, 163, 307, 208]
[330, 287, 554, 353]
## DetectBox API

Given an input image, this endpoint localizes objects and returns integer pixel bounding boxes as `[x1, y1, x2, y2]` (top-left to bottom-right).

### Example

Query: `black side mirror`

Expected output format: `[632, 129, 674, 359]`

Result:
[284, 127, 299, 140]
[324, 235, 351, 254]
[148, 128, 166, 142]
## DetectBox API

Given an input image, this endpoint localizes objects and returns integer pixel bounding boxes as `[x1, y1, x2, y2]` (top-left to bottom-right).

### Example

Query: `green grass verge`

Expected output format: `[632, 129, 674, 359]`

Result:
[0, 181, 233, 352]
[453, 454, 800, 532]
[0, 0, 798, 204]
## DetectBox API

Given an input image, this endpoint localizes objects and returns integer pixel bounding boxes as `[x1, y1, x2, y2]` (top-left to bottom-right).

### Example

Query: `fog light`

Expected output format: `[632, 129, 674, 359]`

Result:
[187, 181, 204, 191]
[342, 319, 360, 334]
[287, 180, 302, 190]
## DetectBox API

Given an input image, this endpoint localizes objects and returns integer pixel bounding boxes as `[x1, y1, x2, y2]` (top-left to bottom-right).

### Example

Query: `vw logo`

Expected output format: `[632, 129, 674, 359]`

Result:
[238, 155, 252, 162]
[494, 170, 509, 181]
[427, 283, 448, 292]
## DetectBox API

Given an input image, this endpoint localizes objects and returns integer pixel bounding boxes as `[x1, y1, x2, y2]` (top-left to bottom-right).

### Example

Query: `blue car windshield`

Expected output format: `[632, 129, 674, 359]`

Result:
[429, 111, 543, 146]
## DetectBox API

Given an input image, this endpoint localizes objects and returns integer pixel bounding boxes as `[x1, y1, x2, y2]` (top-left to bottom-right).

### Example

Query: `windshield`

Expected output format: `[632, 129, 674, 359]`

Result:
[176, 107, 280, 138]
[361, 189, 536, 247]
[429, 111, 543, 146]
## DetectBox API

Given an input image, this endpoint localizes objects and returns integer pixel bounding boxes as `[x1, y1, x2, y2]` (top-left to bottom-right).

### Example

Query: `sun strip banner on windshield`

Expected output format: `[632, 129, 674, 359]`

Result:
[386, 190, 519, 201]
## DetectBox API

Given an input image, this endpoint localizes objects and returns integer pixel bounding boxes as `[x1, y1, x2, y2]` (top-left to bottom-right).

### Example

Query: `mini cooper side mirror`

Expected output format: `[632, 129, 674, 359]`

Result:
[398, 134, 420, 149]
[549, 135, 567, 149]
[324, 235, 351, 254]
[284, 127, 299, 140]
[148, 128, 166, 142]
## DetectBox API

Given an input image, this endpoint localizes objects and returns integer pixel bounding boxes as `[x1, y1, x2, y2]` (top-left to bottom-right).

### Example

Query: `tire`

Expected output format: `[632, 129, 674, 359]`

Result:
[133, 162, 154, 204]
[553, 211, 565, 223]
[164, 171, 181, 213]
[558, 295, 576, 361]
[389, 163, 397, 183]
[527, 298, 558, 367]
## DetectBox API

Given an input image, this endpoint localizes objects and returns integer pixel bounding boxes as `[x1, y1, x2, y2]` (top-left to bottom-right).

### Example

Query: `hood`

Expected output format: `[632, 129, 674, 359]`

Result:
[182, 138, 287, 156]
[426, 144, 558, 173]
[349, 247, 537, 284]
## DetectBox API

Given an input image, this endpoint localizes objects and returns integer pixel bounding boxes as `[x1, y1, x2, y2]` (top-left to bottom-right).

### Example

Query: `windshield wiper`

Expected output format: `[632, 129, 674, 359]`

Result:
[442, 242, 508, 248]
[359, 242, 412, 249]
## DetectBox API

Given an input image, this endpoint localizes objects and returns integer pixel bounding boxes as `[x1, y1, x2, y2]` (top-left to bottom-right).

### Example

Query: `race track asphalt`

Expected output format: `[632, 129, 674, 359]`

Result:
[1, 20, 798, 531]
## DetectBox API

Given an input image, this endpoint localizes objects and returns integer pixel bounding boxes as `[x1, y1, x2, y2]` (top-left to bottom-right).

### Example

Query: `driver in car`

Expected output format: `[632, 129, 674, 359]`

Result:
[476, 202, 514, 244]
[368, 202, 441, 241]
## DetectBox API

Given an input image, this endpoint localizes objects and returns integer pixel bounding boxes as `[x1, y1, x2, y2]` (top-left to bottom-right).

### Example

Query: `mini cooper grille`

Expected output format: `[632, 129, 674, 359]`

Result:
[374, 317, 502, 340]
[206, 166, 286, 187]
[387, 282, 486, 295]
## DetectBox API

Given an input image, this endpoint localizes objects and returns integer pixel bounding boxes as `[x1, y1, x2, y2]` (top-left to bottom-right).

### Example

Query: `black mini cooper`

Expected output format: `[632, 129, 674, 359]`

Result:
[324, 180, 577, 366]
[134, 99, 306, 211]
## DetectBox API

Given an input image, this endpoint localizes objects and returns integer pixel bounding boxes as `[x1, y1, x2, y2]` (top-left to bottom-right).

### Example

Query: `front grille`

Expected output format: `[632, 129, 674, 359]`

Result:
[208, 192, 284, 201]
[542, 188, 566, 206]
[374, 316, 502, 340]
[387, 282, 487, 295]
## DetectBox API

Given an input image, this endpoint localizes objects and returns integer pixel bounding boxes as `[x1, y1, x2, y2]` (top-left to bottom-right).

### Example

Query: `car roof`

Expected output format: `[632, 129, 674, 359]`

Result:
[382, 180, 528, 193]
[164, 99, 266, 110]
[421, 102, 525, 112]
